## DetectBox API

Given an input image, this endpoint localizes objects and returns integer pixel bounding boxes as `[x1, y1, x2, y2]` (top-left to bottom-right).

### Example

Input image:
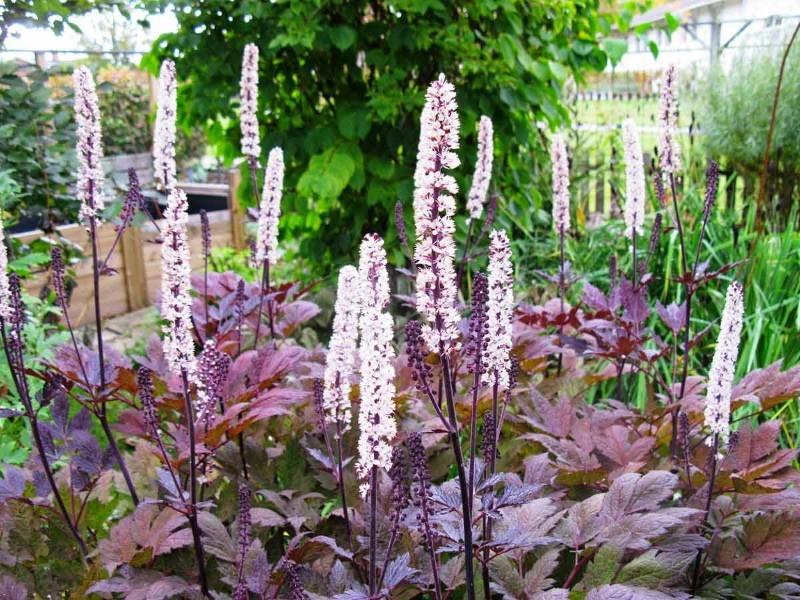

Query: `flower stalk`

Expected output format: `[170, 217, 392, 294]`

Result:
[412, 74, 476, 599]
[356, 234, 397, 596]
[551, 132, 570, 376]
[253, 147, 284, 346]
[160, 186, 208, 594]
[74, 66, 139, 505]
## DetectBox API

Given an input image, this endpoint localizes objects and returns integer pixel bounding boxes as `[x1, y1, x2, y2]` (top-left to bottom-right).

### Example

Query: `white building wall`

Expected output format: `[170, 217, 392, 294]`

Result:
[614, 0, 800, 75]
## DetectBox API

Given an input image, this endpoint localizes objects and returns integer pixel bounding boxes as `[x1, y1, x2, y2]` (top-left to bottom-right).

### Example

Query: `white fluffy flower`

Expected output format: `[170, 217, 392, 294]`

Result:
[73, 66, 105, 225]
[356, 234, 396, 496]
[254, 147, 284, 265]
[658, 64, 681, 175]
[154, 59, 177, 191]
[160, 188, 196, 377]
[466, 115, 493, 220]
[550, 132, 570, 233]
[323, 265, 360, 431]
[482, 230, 514, 389]
[413, 73, 461, 353]
[622, 119, 646, 238]
[0, 216, 10, 320]
[240, 43, 261, 159]
[704, 281, 744, 446]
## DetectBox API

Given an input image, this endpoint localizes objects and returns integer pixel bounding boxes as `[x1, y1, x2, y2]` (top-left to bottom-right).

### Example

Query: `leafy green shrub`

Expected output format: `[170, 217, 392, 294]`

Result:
[144, 0, 640, 275]
[96, 66, 152, 156]
[0, 62, 78, 227]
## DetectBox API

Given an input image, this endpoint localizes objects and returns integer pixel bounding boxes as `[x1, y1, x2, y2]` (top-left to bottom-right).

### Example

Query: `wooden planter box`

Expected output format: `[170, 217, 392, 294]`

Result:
[13, 169, 247, 327]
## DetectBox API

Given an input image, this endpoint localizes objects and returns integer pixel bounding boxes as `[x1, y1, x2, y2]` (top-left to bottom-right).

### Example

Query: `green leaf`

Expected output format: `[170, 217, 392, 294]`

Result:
[572, 40, 596, 56]
[499, 87, 521, 110]
[328, 25, 357, 51]
[276, 439, 314, 491]
[616, 550, 690, 589]
[366, 155, 395, 180]
[366, 180, 395, 207]
[664, 12, 680, 34]
[648, 41, 659, 60]
[602, 38, 628, 67]
[548, 60, 569, 83]
[488, 555, 525, 598]
[581, 545, 622, 589]
[337, 106, 371, 140]
[531, 61, 550, 81]
[296, 146, 357, 199]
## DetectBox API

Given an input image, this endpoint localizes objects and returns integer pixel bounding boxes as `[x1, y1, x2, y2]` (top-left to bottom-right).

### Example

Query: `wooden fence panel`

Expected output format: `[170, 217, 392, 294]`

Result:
[14, 172, 245, 326]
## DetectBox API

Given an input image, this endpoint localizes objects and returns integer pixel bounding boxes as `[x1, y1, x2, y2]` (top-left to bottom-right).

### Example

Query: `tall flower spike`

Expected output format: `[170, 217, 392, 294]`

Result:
[254, 147, 284, 265]
[7, 274, 25, 358]
[703, 160, 720, 223]
[50, 247, 68, 310]
[154, 59, 177, 191]
[356, 234, 397, 496]
[117, 169, 142, 233]
[240, 43, 261, 159]
[658, 64, 681, 175]
[481, 410, 496, 466]
[237, 483, 252, 566]
[704, 281, 744, 446]
[483, 230, 514, 389]
[622, 119, 645, 238]
[73, 66, 105, 226]
[466, 272, 488, 376]
[312, 379, 326, 431]
[233, 482, 252, 600]
[394, 201, 409, 253]
[407, 433, 436, 546]
[405, 320, 433, 395]
[466, 115, 494, 220]
[197, 340, 231, 423]
[200, 210, 211, 261]
[283, 560, 310, 600]
[413, 73, 461, 353]
[550, 132, 570, 233]
[0, 216, 12, 320]
[160, 188, 196, 377]
[389, 445, 410, 525]
[322, 265, 360, 430]
[137, 367, 159, 439]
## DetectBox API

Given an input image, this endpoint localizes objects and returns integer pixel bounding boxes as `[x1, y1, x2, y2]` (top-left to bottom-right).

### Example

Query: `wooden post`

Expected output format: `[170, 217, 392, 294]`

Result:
[120, 226, 149, 311]
[578, 154, 589, 216]
[228, 167, 247, 250]
[595, 160, 606, 216]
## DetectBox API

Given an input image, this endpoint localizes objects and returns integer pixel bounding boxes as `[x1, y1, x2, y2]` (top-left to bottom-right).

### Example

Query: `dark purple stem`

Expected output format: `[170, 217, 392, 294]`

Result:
[369, 465, 378, 596]
[89, 214, 139, 505]
[181, 369, 210, 596]
[556, 227, 565, 375]
[669, 172, 691, 458]
[441, 354, 476, 600]
[691, 433, 719, 593]
[335, 419, 353, 550]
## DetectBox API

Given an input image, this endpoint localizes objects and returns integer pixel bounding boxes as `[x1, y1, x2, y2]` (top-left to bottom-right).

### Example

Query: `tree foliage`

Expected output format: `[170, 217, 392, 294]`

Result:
[144, 0, 638, 273]
[0, 63, 78, 228]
